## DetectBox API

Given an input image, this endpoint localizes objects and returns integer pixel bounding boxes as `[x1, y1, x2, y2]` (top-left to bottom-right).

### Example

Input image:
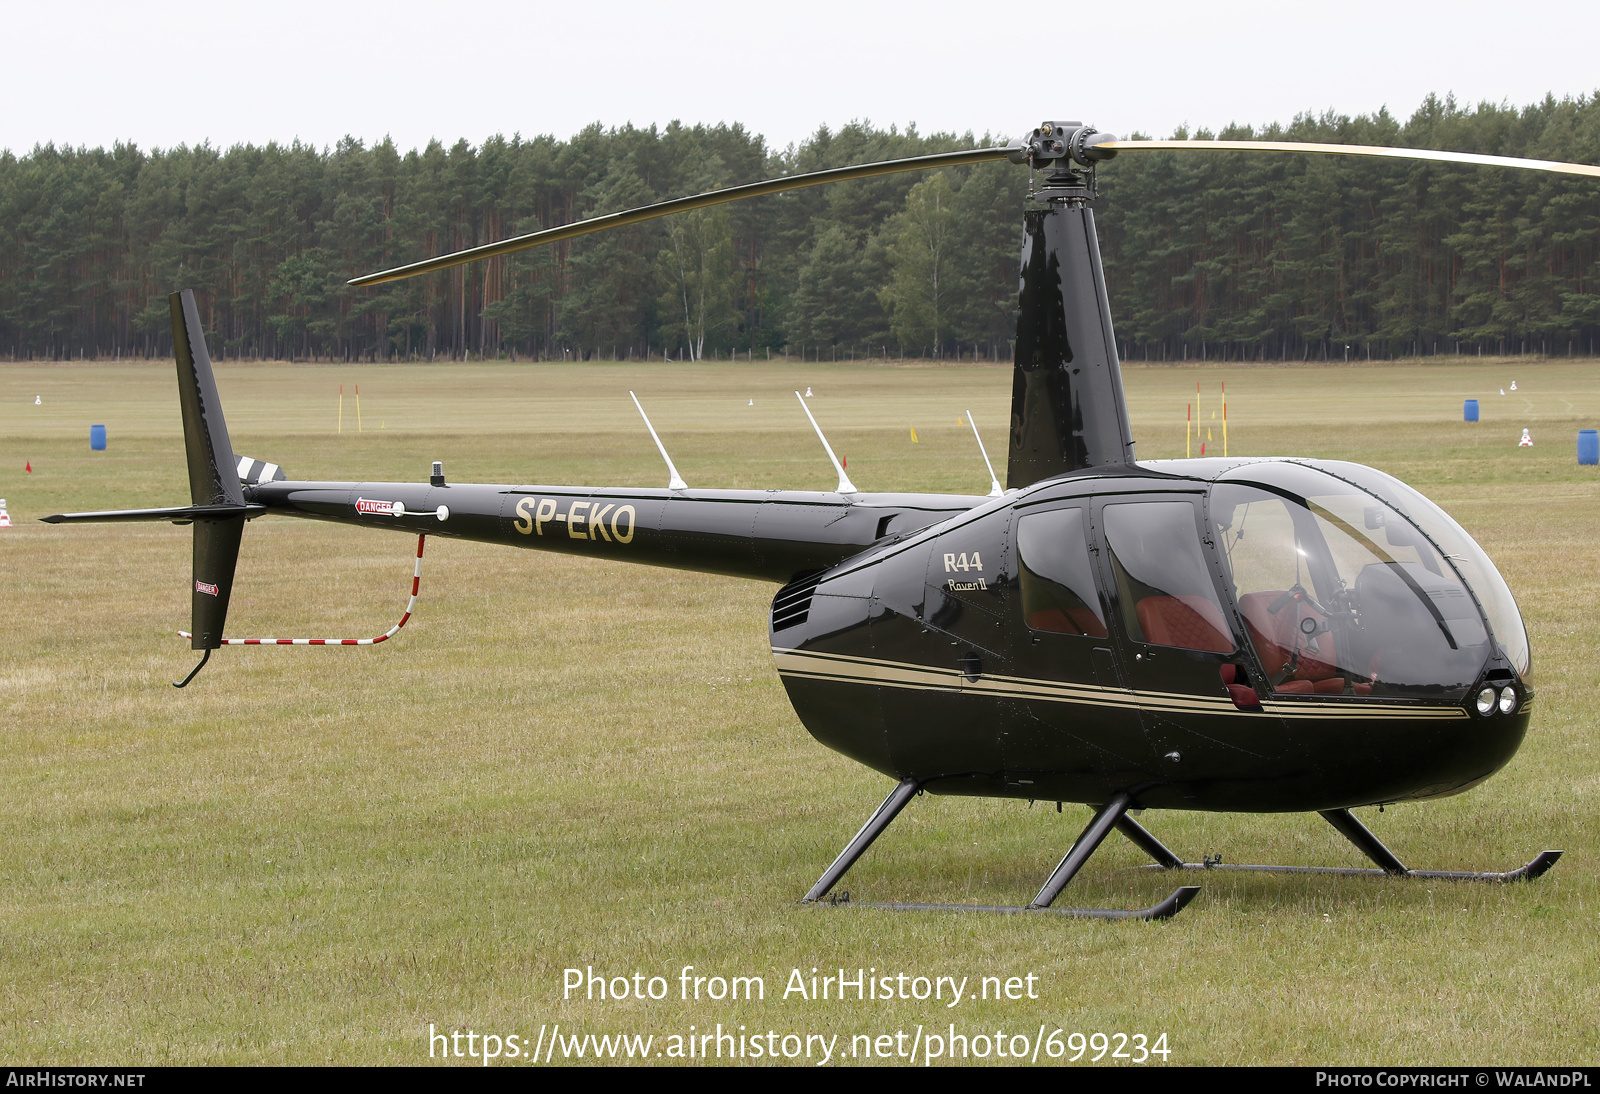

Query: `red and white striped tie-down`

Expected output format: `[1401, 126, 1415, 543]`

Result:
[182, 534, 426, 646]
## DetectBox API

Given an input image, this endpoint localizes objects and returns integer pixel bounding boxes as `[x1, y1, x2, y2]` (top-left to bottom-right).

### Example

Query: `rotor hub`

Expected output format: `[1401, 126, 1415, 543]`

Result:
[1009, 121, 1118, 205]
[1007, 121, 1119, 168]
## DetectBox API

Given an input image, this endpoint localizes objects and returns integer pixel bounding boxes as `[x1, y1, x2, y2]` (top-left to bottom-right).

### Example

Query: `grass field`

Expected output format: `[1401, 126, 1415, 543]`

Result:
[1, 357, 1597, 1066]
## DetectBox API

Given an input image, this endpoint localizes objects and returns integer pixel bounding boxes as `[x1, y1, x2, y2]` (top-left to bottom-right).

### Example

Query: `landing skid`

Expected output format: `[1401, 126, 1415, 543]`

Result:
[826, 888, 1199, 921]
[1121, 809, 1562, 883]
[801, 781, 1199, 920]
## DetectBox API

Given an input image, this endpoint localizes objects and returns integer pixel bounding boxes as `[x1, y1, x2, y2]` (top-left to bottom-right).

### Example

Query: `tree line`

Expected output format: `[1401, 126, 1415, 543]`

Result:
[2, 92, 1598, 364]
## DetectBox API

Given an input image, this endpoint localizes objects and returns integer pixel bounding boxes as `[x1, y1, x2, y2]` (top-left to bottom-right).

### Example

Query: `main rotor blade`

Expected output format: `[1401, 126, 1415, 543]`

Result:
[1092, 139, 1600, 179]
[350, 146, 1010, 287]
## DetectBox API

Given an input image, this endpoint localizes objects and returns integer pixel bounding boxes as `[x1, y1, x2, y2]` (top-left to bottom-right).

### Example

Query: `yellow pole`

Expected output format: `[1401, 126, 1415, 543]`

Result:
[1222, 381, 1228, 457]
[338, 385, 343, 433]
[1186, 402, 1191, 458]
[356, 384, 362, 432]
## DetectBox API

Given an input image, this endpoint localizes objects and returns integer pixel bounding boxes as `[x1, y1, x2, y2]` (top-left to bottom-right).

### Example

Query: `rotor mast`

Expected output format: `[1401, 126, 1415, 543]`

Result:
[1005, 122, 1136, 487]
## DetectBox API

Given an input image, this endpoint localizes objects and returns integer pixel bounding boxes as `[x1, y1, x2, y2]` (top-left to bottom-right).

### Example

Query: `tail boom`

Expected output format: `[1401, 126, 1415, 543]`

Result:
[245, 479, 988, 585]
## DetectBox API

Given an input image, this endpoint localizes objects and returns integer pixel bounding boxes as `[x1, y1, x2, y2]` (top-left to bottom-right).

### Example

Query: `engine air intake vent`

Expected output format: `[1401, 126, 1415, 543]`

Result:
[771, 571, 825, 631]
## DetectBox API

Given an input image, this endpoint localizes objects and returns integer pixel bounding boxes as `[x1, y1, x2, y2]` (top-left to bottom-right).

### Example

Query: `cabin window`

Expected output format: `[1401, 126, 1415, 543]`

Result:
[1017, 507, 1107, 637]
[1102, 500, 1234, 653]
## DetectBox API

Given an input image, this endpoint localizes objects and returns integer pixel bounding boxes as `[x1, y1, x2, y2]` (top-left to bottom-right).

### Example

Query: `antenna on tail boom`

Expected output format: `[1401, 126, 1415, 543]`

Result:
[795, 391, 857, 495]
[630, 392, 688, 491]
[966, 410, 1004, 497]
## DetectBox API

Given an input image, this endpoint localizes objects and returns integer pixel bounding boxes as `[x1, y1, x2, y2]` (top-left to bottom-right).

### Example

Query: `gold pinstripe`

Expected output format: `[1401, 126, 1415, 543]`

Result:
[771, 647, 1470, 721]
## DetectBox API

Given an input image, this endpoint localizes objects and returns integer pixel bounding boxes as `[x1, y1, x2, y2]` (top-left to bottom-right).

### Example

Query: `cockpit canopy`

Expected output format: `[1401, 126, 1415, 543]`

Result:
[1015, 458, 1529, 703]
[1207, 460, 1528, 699]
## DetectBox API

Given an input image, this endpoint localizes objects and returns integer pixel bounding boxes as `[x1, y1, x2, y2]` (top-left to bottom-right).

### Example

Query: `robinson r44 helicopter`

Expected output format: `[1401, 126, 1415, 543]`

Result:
[50, 122, 1592, 919]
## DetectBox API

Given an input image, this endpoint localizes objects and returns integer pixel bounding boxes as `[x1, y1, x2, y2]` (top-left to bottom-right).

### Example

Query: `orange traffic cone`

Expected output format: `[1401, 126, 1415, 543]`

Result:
[25, 460, 31, 473]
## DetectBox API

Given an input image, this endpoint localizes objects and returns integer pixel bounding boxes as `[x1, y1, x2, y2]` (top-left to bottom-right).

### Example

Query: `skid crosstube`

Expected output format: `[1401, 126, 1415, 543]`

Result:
[1117, 809, 1562, 883]
[802, 782, 1199, 919]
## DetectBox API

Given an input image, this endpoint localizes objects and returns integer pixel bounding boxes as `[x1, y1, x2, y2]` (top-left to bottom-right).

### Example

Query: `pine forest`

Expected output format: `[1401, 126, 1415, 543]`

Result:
[3, 93, 1599, 364]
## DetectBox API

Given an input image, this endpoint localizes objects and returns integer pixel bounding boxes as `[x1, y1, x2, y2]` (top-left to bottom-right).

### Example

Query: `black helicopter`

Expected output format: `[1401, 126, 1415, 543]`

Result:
[50, 122, 1591, 919]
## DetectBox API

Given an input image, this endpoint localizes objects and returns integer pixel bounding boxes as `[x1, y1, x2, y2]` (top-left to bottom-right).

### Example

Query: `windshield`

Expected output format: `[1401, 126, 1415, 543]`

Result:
[1210, 463, 1492, 700]
[1302, 460, 1530, 681]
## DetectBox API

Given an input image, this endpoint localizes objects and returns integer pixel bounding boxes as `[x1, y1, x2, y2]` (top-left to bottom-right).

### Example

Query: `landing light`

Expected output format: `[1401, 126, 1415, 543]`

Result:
[1498, 687, 1517, 715]
[1475, 687, 1497, 716]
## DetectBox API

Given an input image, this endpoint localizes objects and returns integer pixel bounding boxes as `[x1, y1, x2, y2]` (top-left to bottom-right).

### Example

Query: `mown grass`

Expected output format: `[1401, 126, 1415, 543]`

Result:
[0, 358, 1596, 1065]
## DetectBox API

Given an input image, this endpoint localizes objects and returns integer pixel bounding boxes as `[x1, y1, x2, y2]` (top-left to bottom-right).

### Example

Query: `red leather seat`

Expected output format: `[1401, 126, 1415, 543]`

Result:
[1025, 607, 1109, 638]
[1236, 590, 1346, 695]
[1136, 595, 1234, 653]
[1273, 678, 1348, 695]
[1219, 663, 1261, 708]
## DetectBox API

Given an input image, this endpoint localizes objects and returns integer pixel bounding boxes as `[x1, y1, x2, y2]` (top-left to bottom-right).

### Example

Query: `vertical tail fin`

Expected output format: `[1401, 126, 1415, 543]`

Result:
[44, 289, 262, 678]
[173, 290, 243, 508]
[171, 290, 246, 651]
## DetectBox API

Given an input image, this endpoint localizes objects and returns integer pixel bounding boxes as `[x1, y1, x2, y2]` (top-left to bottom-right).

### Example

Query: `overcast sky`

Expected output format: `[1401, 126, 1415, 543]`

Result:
[4, 0, 1597, 157]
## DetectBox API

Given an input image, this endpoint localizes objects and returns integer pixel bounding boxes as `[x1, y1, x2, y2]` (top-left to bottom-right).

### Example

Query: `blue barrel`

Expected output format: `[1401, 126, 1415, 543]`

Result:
[1580, 430, 1599, 466]
[89, 424, 107, 451]
[1463, 399, 1480, 422]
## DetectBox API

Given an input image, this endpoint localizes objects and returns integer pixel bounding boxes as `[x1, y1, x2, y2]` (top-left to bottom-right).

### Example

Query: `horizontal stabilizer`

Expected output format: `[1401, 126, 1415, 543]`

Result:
[41, 503, 264, 525]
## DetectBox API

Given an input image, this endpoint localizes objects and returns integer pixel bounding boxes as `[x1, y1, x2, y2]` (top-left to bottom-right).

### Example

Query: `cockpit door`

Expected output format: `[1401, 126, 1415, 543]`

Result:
[1092, 495, 1287, 773]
